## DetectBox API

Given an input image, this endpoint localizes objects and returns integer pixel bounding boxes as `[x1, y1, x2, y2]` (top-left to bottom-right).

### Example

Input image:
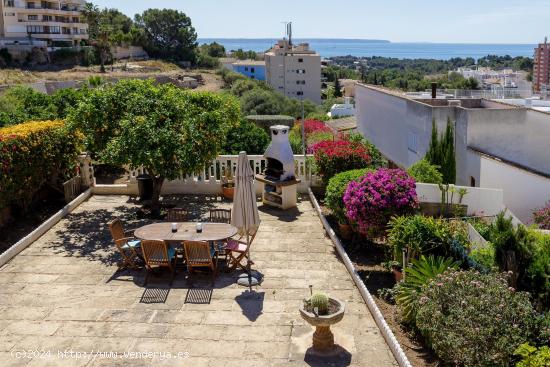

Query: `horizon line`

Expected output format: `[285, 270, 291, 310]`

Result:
[196, 37, 538, 45]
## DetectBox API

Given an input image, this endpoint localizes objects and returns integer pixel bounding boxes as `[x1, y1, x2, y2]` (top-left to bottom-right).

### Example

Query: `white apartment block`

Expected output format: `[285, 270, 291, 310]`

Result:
[355, 83, 550, 223]
[0, 0, 88, 46]
[265, 38, 321, 104]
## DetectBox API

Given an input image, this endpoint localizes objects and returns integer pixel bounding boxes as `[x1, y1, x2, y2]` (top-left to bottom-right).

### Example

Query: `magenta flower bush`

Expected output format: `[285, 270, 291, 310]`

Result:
[343, 168, 419, 237]
[533, 201, 550, 230]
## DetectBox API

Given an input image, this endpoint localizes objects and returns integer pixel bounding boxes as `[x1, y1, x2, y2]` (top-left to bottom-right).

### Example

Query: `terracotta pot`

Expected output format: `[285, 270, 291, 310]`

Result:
[222, 184, 234, 200]
[338, 223, 353, 240]
[300, 298, 345, 353]
[392, 267, 403, 283]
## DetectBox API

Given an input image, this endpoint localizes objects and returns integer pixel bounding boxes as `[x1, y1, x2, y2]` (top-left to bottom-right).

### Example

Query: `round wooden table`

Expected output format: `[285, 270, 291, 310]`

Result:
[134, 222, 238, 243]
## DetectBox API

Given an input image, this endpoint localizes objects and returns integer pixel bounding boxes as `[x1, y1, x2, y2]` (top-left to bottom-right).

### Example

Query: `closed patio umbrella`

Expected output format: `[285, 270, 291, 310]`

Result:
[231, 151, 261, 287]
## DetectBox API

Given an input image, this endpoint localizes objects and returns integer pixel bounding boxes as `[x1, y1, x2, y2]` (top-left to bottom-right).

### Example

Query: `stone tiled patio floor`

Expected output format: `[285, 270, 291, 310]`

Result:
[0, 195, 397, 367]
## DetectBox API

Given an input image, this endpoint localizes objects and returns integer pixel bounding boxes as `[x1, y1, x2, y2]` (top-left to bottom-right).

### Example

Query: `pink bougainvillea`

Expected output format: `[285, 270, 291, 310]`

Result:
[533, 201, 550, 230]
[343, 168, 419, 237]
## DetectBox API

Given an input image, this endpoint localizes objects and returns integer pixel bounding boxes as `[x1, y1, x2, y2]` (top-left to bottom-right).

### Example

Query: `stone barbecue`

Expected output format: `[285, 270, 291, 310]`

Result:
[256, 125, 300, 209]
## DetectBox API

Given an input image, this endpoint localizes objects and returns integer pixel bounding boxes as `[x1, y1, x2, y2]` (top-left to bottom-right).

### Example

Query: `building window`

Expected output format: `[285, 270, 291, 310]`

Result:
[26, 25, 42, 33]
[5, 0, 15, 6]
[72, 17, 79, 23]
[470, 176, 476, 187]
[297, 91, 304, 96]
[27, 2, 35, 8]
[251, 67, 255, 73]
[298, 58, 303, 62]
[28, 15, 38, 20]
[244, 67, 248, 71]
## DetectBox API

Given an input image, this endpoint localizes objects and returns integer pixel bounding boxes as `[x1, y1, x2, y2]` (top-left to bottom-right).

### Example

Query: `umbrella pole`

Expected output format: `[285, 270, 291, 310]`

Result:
[246, 232, 252, 291]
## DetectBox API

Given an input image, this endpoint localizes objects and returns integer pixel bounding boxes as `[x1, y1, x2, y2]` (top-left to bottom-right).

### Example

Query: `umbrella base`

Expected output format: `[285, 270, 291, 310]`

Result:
[237, 271, 262, 287]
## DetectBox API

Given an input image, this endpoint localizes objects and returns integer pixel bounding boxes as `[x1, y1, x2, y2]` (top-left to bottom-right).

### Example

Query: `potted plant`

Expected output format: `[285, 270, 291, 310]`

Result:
[221, 167, 234, 200]
[384, 260, 403, 282]
[300, 289, 345, 353]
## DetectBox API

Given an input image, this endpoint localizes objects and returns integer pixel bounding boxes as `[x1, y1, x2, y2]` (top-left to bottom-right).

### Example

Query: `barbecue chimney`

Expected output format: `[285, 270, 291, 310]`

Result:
[263, 125, 295, 181]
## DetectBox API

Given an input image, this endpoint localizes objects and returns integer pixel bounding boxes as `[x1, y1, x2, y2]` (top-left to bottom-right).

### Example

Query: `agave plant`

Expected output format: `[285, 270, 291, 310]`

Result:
[395, 255, 458, 323]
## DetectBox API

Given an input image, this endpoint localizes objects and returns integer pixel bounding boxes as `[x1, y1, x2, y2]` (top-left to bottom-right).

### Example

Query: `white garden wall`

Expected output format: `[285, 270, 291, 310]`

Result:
[478, 155, 550, 224]
[416, 183, 505, 217]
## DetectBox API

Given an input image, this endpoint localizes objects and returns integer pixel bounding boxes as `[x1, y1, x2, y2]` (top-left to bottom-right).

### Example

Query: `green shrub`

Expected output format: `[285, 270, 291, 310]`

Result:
[0, 120, 82, 211]
[408, 159, 443, 184]
[0, 86, 56, 126]
[395, 255, 458, 323]
[469, 246, 496, 269]
[415, 270, 536, 367]
[388, 215, 467, 263]
[221, 119, 270, 155]
[245, 115, 295, 133]
[514, 344, 550, 367]
[306, 111, 330, 122]
[488, 213, 550, 310]
[289, 132, 303, 154]
[342, 132, 387, 169]
[324, 168, 372, 224]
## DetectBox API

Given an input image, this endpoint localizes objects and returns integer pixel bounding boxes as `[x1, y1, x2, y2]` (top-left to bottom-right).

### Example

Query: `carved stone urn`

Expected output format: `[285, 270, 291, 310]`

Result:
[299, 297, 345, 353]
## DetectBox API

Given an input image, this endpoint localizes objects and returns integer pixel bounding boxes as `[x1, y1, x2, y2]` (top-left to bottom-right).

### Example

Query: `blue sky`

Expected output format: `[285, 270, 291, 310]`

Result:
[91, 0, 548, 43]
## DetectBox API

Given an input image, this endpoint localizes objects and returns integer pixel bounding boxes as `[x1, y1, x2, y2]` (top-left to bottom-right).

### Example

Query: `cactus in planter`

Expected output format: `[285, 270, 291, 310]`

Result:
[310, 292, 329, 315]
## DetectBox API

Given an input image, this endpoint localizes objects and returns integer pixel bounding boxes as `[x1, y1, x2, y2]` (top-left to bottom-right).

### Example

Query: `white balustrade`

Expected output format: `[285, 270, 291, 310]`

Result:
[91, 155, 321, 195]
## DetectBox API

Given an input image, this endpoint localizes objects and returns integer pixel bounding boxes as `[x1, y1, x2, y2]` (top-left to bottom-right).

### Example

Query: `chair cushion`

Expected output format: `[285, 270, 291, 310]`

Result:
[168, 247, 176, 260]
[122, 240, 141, 250]
[209, 243, 217, 257]
[225, 239, 247, 253]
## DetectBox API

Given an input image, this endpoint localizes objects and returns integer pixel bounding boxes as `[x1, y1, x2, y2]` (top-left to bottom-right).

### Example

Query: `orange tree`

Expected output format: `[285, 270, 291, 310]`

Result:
[69, 79, 240, 214]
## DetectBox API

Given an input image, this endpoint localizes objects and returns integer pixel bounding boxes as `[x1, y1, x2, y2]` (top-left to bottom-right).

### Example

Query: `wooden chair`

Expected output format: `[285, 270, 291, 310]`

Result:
[108, 218, 141, 270]
[166, 208, 188, 222]
[209, 209, 232, 224]
[226, 229, 258, 272]
[141, 240, 177, 286]
[209, 209, 232, 261]
[183, 240, 218, 285]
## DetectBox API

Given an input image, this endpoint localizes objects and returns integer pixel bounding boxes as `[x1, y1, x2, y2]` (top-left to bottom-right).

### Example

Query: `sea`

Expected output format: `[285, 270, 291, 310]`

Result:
[198, 38, 536, 60]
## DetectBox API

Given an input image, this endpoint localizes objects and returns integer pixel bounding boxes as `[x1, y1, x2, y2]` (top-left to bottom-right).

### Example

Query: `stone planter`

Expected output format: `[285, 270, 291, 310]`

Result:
[222, 183, 234, 200]
[338, 223, 353, 240]
[300, 298, 345, 353]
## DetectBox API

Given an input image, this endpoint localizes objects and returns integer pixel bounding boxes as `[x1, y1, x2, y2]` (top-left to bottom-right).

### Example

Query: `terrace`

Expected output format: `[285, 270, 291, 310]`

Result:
[0, 194, 397, 366]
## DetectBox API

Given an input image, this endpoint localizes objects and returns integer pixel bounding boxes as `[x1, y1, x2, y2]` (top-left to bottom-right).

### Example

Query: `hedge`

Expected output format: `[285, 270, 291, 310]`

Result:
[0, 120, 82, 211]
[245, 115, 295, 132]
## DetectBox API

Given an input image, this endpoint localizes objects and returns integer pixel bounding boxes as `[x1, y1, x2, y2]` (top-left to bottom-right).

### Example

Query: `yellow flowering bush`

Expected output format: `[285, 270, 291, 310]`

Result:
[0, 120, 82, 211]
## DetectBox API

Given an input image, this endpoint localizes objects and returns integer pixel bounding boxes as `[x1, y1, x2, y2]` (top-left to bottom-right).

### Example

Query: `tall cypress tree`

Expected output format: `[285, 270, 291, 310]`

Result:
[424, 117, 456, 184]
[442, 117, 456, 184]
[425, 118, 441, 165]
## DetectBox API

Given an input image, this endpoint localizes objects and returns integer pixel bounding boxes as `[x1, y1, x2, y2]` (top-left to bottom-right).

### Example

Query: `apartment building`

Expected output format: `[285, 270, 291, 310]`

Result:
[265, 38, 321, 104]
[0, 0, 88, 46]
[533, 37, 550, 93]
[232, 60, 266, 81]
[355, 83, 550, 223]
